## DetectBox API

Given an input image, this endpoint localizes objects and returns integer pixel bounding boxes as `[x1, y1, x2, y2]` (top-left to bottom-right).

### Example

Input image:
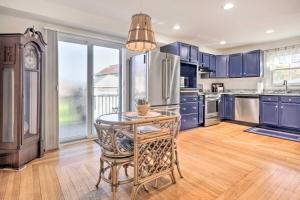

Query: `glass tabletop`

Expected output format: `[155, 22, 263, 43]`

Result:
[96, 109, 180, 125]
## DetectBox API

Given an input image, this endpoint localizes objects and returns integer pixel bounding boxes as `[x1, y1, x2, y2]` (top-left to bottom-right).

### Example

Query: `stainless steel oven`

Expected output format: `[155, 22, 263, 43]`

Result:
[204, 94, 221, 126]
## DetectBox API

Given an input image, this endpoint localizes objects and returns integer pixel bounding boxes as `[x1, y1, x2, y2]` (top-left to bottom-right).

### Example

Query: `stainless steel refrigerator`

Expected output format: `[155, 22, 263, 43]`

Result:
[130, 51, 180, 111]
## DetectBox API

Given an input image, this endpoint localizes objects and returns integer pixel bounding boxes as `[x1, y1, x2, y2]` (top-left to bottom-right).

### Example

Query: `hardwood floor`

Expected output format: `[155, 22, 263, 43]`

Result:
[1, 122, 300, 200]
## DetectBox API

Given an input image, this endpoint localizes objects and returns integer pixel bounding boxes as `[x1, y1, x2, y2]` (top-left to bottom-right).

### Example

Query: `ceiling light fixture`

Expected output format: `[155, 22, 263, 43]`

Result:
[266, 29, 274, 34]
[126, 0, 156, 52]
[223, 2, 234, 10]
[173, 24, 181, 30]
[220, 40, 227, 45]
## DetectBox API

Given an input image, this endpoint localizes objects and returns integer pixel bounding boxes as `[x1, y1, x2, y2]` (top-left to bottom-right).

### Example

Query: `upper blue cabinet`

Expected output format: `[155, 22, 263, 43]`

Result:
[243, 50, 262, 77]
[202, 53, 210, 68]
[229, 53, 243, 78]
[216, 55, 229, 78]
[160, 42, 199, 64]
[209, 54, 216, 78]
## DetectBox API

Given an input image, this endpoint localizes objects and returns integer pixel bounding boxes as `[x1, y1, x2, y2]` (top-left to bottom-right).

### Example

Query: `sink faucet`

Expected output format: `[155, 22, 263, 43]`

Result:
[283, 80, 288, 93]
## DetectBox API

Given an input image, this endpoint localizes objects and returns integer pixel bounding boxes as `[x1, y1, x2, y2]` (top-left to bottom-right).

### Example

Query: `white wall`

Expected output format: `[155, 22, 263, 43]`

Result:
[199, 36, 300, 91]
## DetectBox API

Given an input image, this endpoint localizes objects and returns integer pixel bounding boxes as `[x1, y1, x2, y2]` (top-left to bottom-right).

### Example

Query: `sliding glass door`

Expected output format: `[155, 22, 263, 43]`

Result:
[93, 46, 121, 127]
[58, 41, 88, 142]
[58, 35, 123, 143]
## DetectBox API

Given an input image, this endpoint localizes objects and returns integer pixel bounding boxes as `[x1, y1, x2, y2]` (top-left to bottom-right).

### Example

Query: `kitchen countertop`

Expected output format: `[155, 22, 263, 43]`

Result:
[197, 91, 300, 96]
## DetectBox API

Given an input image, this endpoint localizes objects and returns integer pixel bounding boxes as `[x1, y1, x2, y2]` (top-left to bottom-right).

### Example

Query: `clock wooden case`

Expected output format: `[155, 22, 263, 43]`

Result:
[0, 28, 46, 169]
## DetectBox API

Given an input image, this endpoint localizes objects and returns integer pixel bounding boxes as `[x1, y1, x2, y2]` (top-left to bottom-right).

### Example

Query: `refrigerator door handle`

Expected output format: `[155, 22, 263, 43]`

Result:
[166, 59, 171, 100]
[162, 59, 169, 101]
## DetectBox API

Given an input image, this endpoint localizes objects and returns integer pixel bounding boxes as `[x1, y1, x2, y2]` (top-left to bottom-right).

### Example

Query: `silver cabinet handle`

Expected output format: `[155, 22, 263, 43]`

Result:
[281, 106, 284, 109]
[192, 106, 197, 109]
[289, 99, 292, 102]
[193, 118, 197, 121]
[268, 98, 271, 100]
[275, 106, 278, 109]
[183, 120, 186, 122]
[182, 108, 186, 110]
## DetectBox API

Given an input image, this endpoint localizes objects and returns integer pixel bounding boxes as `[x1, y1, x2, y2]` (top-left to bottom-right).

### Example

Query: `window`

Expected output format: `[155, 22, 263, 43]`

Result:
[267, 46, 300, 85]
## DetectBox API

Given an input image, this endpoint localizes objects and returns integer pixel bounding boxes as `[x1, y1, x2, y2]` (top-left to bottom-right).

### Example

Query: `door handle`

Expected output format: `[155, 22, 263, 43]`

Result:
[162, 59, 168, 100]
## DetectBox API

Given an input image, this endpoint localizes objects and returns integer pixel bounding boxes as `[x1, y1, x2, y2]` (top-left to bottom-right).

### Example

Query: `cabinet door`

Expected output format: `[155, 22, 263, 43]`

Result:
[279, 103, 300, 129]
[202, 53, 210, 68]
[190, 45, 199, 64]
[180, 114, 199, 130]
[219, 95, 225, 119]
[199, 100, 204, 124]
[229, 53, 243, 78]
[224, 95, 234, 120]
[209, 55, 216, 78]
[179, 43, 190, 62]
[216, 55, 228, 78]
[260, 101, 278, 126]
[243, 50, 261, 77]
[198, 52, 203, 67]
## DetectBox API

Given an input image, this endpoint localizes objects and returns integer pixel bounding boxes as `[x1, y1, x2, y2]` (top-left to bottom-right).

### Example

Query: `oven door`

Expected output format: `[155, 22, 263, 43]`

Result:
[205, 98, 219, 118]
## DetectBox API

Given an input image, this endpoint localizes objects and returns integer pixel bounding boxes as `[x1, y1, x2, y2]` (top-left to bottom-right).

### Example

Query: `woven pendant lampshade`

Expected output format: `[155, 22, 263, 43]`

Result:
[126, 13, 157, 52]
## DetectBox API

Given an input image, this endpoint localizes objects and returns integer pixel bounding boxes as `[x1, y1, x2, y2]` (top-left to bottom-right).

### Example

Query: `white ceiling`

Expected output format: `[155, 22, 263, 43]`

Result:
[2, 0, 300, 50]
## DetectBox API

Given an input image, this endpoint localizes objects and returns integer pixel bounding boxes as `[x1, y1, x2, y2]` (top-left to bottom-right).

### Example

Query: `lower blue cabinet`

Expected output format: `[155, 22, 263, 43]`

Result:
[181, 114, 199, 130]
[199, 96, 204, 124]
[260, 96, 300, 130]
[180, 94, 203, 130]
[260, 101, 279, 126]
[220, 95, 234, 120]
[279, 103, 300, 129]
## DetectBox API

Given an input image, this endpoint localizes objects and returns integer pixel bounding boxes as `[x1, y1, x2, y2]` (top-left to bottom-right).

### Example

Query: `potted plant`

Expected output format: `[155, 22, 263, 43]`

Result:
[136, 99, 150, 116]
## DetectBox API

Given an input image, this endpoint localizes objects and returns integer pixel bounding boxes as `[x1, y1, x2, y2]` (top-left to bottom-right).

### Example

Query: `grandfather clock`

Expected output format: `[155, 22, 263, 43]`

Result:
[0, 28, 46, 169]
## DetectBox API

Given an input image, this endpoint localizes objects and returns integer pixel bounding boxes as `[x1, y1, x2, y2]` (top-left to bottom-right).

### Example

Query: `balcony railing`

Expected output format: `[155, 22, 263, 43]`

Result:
[93, 94, 119, 117]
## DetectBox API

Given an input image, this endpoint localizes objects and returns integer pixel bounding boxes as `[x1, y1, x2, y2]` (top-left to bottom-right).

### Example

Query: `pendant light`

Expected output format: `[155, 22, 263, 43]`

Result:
[126, 0, 156, 52]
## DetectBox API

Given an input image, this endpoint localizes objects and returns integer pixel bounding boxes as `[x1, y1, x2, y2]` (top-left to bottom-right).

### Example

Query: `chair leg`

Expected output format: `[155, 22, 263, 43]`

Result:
[175, 148, 184, 178]
[111, 164, 118, 200]
[170, 170, 176, 184]
[96, 158, 104, 188]
[131, 185, 139, 200]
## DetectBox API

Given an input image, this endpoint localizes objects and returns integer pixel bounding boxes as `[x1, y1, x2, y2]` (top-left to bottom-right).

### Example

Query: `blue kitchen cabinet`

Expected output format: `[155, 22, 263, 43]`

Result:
[179, 43, 190, 62]
[224, 95, 235, 120]
[229, 53, 243, 78]
[260, 101, 279, 126]
[180, 94, 199, 130]
[160, 42, 199, 64]
[219, 95, 225, 119]
[198, 52, 203, 67]
[202, 53, 210, 68]
[209, 54, 216, 78]
[199, 96, 204, 124]
[279, 103, 300, 129]
[190, 45, 199, 64]
[278, 96, 300, 129]
[243, 50, 261, 77]
[181, 114, 199, 130]
[216, 55, 229, 78]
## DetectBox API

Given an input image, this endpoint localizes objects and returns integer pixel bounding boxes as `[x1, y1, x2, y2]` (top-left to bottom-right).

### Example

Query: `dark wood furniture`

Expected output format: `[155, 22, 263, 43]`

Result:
[0, 28, 46, 169]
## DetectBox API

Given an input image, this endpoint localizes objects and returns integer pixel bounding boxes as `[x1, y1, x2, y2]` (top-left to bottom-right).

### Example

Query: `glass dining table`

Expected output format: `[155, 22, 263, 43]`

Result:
[96, 109, 180, 200]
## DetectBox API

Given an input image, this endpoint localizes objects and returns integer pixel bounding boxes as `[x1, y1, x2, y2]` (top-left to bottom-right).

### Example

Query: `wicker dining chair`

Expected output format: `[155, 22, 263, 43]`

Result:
[174, 117, 183, 178]
[94, 122, 134, 200]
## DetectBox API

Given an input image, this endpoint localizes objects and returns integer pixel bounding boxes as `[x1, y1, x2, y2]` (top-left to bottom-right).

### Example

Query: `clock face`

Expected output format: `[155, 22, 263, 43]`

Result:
[24, 45, 38, 69]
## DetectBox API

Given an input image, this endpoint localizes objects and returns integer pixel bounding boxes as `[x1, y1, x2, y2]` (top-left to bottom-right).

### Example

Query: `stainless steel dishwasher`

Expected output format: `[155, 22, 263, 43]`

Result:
[235, 95, 260, 124]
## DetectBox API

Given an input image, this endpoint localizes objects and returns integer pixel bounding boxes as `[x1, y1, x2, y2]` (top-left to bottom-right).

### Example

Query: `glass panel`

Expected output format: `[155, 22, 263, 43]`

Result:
[58, 41, 88, 142]
[93, 46, 120, 135]
[2, 68, 14, 143]
[23, 71, 38, 135]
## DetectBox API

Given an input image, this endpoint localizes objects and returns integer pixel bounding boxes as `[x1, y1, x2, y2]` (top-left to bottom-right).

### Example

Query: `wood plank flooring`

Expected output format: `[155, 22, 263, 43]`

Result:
[1, 122, 300, 200]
